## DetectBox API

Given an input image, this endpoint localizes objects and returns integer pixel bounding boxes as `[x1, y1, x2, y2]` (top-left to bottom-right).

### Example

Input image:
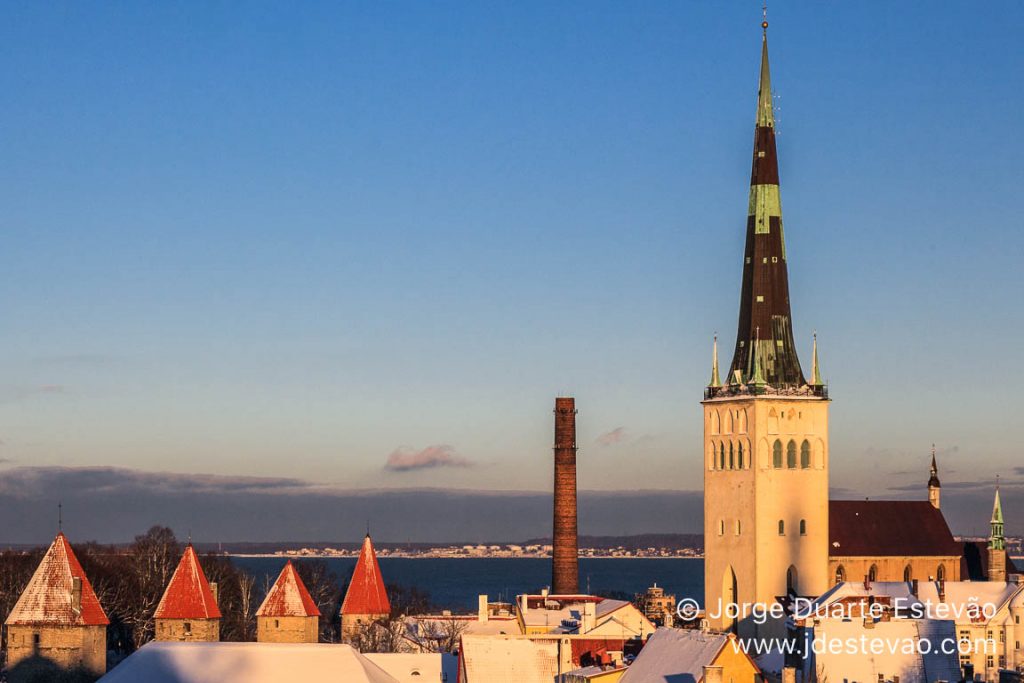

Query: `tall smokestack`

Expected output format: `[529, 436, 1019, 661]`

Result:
[552, 397, 579, 595]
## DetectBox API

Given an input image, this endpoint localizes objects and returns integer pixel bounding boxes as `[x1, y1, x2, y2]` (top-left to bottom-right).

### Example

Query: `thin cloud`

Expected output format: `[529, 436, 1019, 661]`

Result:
[596, 427, 627, 447]
[384, 445, 471, 472]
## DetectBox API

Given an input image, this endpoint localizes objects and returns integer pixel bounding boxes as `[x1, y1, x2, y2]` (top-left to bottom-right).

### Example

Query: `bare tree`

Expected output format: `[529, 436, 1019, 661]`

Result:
[416, 615, 469, 654]
[293, 560, 342, 643]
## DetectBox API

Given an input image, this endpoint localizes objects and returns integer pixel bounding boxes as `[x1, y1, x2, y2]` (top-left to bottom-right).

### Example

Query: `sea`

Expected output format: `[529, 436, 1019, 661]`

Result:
[230, 557, 704, 611]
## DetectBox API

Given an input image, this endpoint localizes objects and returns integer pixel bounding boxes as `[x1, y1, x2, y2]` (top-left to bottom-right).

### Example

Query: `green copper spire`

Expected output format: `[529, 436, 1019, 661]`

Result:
[709, 334, 722, 389]
[810, 332, 823, 386]
[990, 482, 1005, 551]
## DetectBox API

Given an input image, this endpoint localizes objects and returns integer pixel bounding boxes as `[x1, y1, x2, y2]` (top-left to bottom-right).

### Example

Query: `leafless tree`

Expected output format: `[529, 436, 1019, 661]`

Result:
[416, 615, 469, 654]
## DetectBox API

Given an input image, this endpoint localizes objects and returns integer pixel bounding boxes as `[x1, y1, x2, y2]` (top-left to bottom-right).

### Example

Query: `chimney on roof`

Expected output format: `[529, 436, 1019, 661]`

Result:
[552, 397, 579, 595]
[210, 582, 219, 607]
[478, 595, 489, 623]
[703, 665, 724, 683]
[71, 576, 82, 614]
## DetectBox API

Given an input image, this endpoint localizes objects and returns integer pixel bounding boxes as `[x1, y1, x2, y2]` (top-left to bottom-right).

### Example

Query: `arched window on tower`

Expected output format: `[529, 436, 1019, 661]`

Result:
[737, 442, 744, 470]
[719, 520, 725, 536]
[904, 565, 913, 582]
[787, 565, 798, 594]
[800, 440, 811, 469]
[868, 565, 878, 582]
[787, 440, 797, 468]
[729, 442, 734, 470]
[835, 565, 846, 585]
[778, 520, 785, 536]
[799, 519, 807, 536]
[773, 440, 783, 468]
[937, 564, 946, 582]
[719, 443, 725, 470]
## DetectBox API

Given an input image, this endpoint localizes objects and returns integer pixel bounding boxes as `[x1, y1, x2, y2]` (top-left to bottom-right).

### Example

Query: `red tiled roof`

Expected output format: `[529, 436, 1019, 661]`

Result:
[256, 561, 320, 618]
[5, 533, 109, 627]
[340, 534, 390, 617]
[154, 545, 222, 620]
[829, 501, 962, 557]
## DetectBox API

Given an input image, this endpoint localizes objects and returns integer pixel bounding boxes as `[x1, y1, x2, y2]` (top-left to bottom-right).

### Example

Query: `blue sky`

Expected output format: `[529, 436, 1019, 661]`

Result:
[0, 2, 1022, 539]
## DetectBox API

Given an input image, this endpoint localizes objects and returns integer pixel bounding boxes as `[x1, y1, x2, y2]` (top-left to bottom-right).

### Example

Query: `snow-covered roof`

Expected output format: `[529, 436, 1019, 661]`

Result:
[519, 594, 642, 634]
[364, 652, 458, 683]
[797, 580, 1022, 625]
[805, 619, 960, 683]
[619, 628, 744, 683]
[459, 635, 560, 683]
[154, 545, 222, 620]
[256, 561, 319, 618]
[341, 534, 391, 617]
[98, 642, 401, 683]
[4, 533, 109, 627]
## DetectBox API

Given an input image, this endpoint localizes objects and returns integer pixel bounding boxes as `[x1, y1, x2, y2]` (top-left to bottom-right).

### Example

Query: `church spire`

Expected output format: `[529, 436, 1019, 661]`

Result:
[726, 22, 808, 391]
[709, 334, 722, 388]
[928, 445, 941, 509]
[810, 333, 823, 386]
[990, 482, 1005, 550]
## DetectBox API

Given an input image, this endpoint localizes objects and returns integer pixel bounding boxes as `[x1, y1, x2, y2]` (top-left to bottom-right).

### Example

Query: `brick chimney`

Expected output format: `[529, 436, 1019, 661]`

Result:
[552, 397, 579, 595]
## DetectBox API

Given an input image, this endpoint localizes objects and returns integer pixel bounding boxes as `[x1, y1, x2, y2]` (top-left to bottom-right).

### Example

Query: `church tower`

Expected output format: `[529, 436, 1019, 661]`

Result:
[988, 485, 1007, 582]
[928, 446, 941, 509]
[702, 20, 830, 638]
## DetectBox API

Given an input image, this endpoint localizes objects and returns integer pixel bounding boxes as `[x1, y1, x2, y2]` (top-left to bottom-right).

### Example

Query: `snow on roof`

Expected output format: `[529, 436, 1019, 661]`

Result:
[459, 635, 560, 683]
[520, 595, 632, 630]
[341, 534, 391, 617]
[154, 545, 222, 620]
[595, 599, 629, 619]
[620, 628, 739, 683]
[255, 561, 320, 618]
[98, 642, 401, 683]
[4, 533, 109, 627]
[364, 652, 458, 683]
[797, 580, 1023, 624]
[806, 618, 960, 683]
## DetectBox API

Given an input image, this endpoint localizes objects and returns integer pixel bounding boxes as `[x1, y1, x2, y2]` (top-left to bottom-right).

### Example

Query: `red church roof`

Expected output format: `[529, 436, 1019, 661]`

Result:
[829, 500, 962, 557]
[256, 561, 320, 618]
[340, 534, 391, 617]
[5, 533, 109, 627]
[154, 545, 222, 620]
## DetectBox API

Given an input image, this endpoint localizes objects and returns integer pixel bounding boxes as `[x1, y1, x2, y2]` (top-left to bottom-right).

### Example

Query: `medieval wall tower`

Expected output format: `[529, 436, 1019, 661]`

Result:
[702, 22, 830, 638]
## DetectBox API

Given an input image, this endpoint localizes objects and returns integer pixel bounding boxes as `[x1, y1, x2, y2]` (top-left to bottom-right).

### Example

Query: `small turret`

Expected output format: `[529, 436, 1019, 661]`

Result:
[708, 335, 722, 389]
[927, 445, 941, 510]
[810, 333, 824, 387]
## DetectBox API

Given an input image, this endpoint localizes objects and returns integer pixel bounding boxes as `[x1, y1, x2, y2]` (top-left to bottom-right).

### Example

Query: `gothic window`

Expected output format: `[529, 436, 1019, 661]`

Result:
[737, 442, 744, 469]
[729, 442, 734, 470]
[773, 440, 783, 468]
[800, 440, 811, 468]
[868, 565, 878, 582]
[787, 440, 797, 468]
[835, 565, 846, 585]
[711, 410, 720, 435]
[937, 564, 946, 582]
[719, 444, 725, 470]
[787, 565, 798, 593]
[778, 520, 785, 535]
[799, 519, 807, 535]
[709, 442, 717, 470]
[904, 565, 913, 582]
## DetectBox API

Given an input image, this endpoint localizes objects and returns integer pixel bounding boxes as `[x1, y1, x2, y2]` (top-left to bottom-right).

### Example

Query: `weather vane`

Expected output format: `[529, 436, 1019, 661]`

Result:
[762, 1, 768, 31]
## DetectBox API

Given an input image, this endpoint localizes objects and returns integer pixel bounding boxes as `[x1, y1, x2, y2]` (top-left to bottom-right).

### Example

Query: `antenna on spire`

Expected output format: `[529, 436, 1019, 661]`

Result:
[58, 502, 63, 533]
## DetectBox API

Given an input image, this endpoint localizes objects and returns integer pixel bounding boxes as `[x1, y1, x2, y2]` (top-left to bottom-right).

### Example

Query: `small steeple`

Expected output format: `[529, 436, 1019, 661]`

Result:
[749, 329, 768, 389]
[810, 333, 824, 386]
[990, 481, 1005, 549]
[708, 334, 722, 389]
[927, 445, 941, 509]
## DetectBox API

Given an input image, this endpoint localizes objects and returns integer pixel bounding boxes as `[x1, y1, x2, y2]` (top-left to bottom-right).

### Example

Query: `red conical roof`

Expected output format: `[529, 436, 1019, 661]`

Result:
[340, 534, 391, 617]
[5, 533, 109, 627]
[154, 545, 222, 620]
[256, 561, 320, 618]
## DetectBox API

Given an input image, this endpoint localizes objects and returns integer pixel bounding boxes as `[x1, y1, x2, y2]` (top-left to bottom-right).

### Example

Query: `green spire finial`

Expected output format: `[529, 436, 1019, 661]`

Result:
[709, 334, 722, 388]
[749, 327, 768, 389]
[810, 332, 823, 386]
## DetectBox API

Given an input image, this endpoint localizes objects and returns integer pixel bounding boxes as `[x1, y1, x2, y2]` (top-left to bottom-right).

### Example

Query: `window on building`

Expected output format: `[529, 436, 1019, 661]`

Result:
[773, 440, 783, 468]
[787, 566, 798, 594]
[835, 565, 845, 585]
[184, 622, 192, 636]
[868, 565, 878, 582]
[735, 520, 741, 536]
[32, 632, 40, 648]
[737, 442, 744, 469]
[937, 564, 946, 582]
[799, 519, 807, 535]
[786, 440, 797, 468]
[720, 444, 725, 470]
[275, 619, 280, 628]
[729, 442, 734, 470]
[904, 565, 912, 582]
[719, 520, 725, 536]
[800, 440, 811, 468]
[778, 520, 785, 535]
